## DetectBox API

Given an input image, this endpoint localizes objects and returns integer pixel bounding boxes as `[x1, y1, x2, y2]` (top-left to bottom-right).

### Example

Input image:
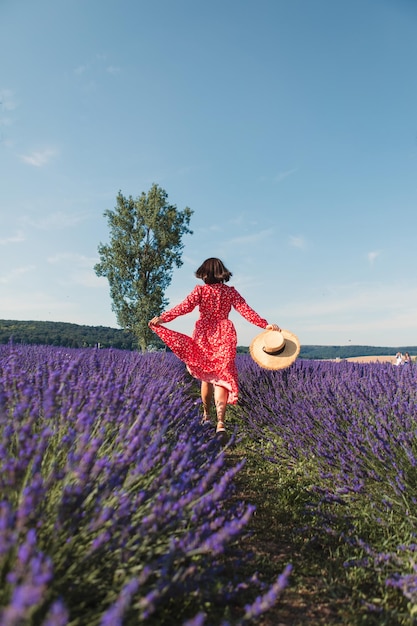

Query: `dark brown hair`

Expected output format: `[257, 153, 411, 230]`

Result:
[195, 258, 232, 284]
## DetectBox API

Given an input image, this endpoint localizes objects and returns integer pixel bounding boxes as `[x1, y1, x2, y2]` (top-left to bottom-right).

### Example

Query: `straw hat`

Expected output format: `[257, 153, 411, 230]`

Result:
[249, 329, 300, 370]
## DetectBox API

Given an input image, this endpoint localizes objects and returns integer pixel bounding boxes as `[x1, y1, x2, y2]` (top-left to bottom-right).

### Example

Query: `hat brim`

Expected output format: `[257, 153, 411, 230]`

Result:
[249, 329, 300, 370]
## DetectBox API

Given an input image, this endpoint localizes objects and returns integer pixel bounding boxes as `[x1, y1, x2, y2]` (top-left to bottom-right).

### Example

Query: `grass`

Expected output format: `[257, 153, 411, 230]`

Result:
[220, 417, 410, 626]
[190, 384, 354, 624]
[226, 442, 350, 625]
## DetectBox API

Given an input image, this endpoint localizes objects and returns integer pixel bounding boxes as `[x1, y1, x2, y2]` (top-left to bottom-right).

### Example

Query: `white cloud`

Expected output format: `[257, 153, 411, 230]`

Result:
[228, 213, 260, 227]
[0, 230, 25, 245]
[258, 168, 297, 184]
[277, 280, 417, 345]
[47, 253, 105, 288]
[198, 224, 221, 233]
[226, 228, 274, 247]
[1, 288, 118, 327]
[0, 89, 18, 141]
[47, 252, 96, 266]
[0, 115, 13, 128]
[368, 250, 380, 265]
[74, 55, 121, 79]
[1, 290, 75, 319]
[72, 269, 106, 288]
[286, 281, 400, 318]
[74, 65, 88, 75]
[0, 265, 35, 285]
[47, 252, 78, 264]
[24, 211, 88, 230]
[274, 168, 297, 183]
[20, 148, 58, 167]
[289, 235, 306, 249]
[0, 89, 18, 111]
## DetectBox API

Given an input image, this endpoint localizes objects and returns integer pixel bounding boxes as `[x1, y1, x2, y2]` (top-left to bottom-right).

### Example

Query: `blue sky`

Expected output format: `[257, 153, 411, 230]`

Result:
[1, 0, 417, 347]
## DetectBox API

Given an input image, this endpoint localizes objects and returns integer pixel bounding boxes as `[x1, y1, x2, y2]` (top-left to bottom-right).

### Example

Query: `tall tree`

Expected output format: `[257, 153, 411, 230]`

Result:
[95, 184, 193, 351]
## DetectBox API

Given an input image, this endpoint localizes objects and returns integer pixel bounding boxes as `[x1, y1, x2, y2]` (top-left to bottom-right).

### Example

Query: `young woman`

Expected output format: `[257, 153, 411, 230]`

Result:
[149, 257, 281, 436]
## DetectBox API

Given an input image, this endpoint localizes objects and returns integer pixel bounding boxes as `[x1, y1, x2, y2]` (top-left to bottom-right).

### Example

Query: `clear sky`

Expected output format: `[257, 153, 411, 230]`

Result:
[1, 0, 417, 347]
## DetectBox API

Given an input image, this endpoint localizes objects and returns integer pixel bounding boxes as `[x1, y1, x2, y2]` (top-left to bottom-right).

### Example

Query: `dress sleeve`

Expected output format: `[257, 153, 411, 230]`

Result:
[159, 286, 201, 323]
[231, 288, 268, 328]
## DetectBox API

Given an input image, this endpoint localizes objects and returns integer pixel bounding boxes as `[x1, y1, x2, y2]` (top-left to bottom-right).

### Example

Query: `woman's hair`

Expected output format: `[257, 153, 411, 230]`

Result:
[195, 258, 232, 284]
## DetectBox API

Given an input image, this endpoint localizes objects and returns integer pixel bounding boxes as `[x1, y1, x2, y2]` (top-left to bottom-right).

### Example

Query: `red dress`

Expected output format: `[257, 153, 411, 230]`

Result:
[151, 283, 268, 404]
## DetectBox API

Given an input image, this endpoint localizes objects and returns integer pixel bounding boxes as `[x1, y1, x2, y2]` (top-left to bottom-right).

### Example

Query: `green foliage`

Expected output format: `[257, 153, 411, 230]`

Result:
[230, 433, 412, 625]
[300, 345, 417, 359]
[94, 184, 193, 351]
[0, 319, 143, 349]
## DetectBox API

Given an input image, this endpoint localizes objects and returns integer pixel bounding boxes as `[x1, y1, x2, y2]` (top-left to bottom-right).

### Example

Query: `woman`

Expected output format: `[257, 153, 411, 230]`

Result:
[149, 257, 280, 436]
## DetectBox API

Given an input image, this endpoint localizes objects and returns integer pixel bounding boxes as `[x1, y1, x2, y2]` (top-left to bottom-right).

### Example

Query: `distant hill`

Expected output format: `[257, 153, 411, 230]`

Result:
[1, 319, 415, 360]
[239, 344, 416, 360]
[0, 319, 139, 350]
[298, 344, 416, 360]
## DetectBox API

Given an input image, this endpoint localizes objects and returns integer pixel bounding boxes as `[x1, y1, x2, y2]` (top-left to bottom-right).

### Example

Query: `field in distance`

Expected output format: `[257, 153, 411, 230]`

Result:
[344, 355, 397, 363]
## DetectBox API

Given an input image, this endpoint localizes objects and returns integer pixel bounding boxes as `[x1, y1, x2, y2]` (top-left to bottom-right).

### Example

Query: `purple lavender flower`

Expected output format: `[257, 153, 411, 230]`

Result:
[99, 579, 139, 626]
[41, 599, 69, 626]
[1, 345, 286, 624]
[243, 564, 292, 620]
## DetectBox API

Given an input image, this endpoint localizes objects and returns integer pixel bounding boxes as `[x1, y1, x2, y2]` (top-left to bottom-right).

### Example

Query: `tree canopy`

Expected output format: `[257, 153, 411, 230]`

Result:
[94, 184, 193, 351]
[0, 319, 139, 349]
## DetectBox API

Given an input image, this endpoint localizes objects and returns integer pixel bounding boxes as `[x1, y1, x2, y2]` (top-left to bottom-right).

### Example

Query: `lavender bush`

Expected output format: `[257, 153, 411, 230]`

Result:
[0, 345, 290, 625]
[237, 356, 417, 621]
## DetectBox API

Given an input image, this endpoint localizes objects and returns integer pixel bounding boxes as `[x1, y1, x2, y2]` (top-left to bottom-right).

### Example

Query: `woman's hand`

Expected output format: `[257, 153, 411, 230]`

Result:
[266, 323, 282, 332]
[148, 316, 162, 327]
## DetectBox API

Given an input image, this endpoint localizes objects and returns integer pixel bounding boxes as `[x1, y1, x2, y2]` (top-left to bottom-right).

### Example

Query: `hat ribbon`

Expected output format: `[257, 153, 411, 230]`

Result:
[262, 343, 286, 356]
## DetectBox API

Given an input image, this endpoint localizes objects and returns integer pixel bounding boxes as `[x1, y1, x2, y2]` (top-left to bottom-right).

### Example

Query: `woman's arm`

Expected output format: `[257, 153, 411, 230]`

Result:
[232, 288, 281, 331]
[149, 286, 201, 326]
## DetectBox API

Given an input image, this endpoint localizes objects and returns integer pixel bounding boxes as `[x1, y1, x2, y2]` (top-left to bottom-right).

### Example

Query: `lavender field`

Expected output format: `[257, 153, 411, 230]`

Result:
[0, 345, 290, 626]
[1, 345, 417, 625]
[237, 356, 417, 624]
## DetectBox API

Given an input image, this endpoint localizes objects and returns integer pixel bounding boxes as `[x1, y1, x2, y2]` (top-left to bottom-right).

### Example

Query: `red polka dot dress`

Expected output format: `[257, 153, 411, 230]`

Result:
[151, 283, 268, 404]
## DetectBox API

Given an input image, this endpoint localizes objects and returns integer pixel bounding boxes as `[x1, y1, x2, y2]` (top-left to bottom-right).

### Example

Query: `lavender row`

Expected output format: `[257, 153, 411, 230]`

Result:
[0, 345, 290, 625]
[237, 356, 417, 616]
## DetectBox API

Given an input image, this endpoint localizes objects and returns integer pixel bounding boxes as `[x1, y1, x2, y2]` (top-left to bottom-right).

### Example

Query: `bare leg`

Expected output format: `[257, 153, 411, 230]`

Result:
[214, 385, 228, 432]
[201, 381, 214, 420]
